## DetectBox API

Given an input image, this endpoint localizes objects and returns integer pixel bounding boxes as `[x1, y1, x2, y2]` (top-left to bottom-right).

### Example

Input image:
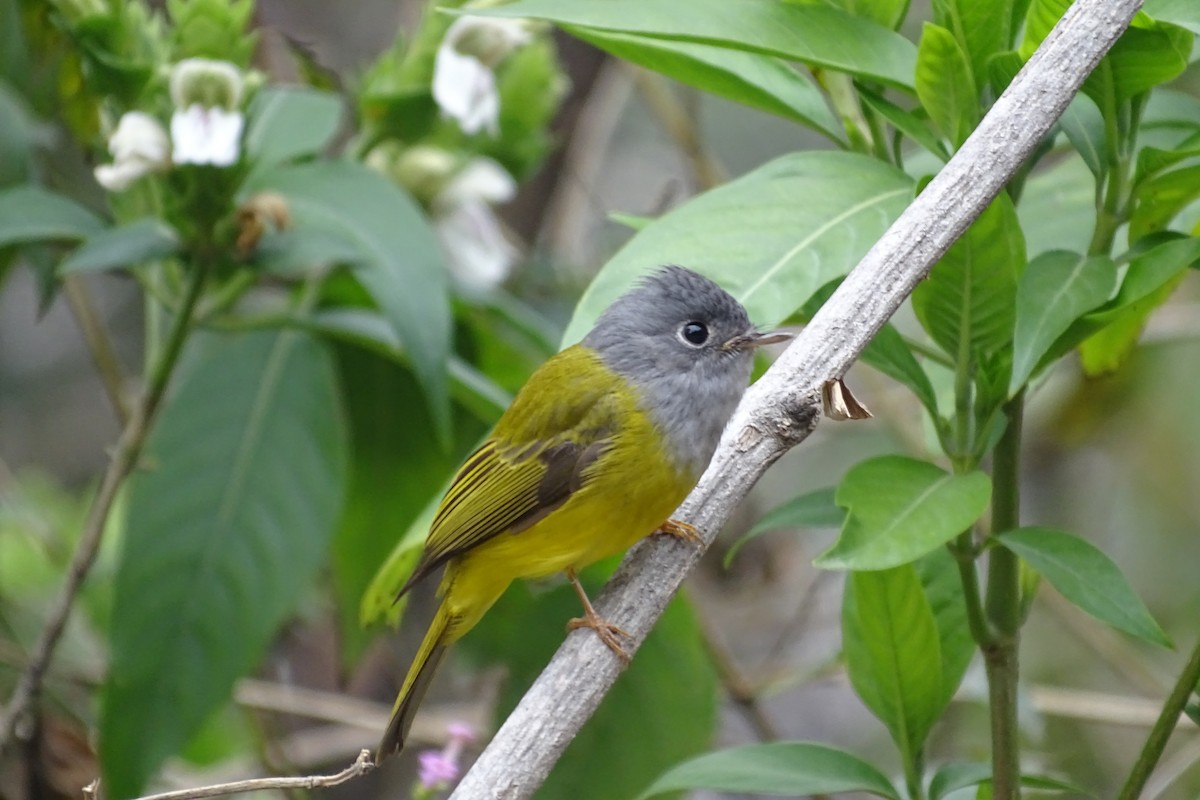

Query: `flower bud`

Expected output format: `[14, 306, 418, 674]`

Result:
[449, 17, 531, 68]
[369, 144, 459, 205]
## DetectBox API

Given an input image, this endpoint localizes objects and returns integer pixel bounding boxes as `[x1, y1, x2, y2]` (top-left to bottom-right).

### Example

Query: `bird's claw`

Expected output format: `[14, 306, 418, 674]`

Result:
[567, 614, 631, 662]
[655, 517, 702, 544]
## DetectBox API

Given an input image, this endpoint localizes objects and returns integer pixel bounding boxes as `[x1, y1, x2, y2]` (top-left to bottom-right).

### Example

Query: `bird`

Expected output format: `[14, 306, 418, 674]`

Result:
[376, 265, 788, 762]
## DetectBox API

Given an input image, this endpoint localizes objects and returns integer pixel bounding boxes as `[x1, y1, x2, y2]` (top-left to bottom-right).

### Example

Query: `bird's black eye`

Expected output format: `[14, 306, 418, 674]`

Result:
[679, 321, 709, 346]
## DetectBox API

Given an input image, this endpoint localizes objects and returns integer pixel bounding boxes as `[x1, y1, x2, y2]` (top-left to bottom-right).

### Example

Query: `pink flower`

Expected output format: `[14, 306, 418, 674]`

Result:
[418, 750, 459, 788]
[412, 721, 478, 795]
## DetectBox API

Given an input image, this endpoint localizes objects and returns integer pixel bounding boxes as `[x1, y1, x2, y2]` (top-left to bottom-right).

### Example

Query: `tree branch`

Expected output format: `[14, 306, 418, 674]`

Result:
[0, 262, 210, 749]
[449, 0, 1144, 796]
[83, 749, 374, 800]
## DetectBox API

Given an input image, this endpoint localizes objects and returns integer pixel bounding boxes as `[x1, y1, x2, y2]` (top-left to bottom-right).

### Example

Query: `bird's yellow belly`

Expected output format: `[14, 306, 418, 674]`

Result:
[442, 430, 693, 632]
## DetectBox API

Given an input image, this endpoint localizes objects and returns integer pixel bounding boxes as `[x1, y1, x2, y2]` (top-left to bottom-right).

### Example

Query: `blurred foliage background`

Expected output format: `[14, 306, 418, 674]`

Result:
[1, 0, 1199, 799]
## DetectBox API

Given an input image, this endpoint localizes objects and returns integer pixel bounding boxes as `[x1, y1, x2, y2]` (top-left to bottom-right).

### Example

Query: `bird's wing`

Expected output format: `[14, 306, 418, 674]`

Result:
[397, 346, 623, 595]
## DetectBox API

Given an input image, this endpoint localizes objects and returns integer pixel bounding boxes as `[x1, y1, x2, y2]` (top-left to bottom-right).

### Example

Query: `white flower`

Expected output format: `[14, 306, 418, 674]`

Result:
[167, 58, 246, 166]
[433, 17, 531, 136]
[433, 158, 519, 293]
[171, 104, 244, 166]
[437, 158, 518, 207]
[94, 111, 170, 192]
[169, 57, 245, 110]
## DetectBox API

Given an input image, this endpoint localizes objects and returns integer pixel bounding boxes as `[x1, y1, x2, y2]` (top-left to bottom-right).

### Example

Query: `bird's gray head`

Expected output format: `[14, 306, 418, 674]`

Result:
[582, 265, 789, 477]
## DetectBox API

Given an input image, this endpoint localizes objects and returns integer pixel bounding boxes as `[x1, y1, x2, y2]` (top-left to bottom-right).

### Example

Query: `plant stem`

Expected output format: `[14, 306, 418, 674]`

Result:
[0, 260, 210, 750]
[983, 393, 1025, 800]
[818, 69, 875, 154]
[1117, 636, 1200, 800]
[952, 532, 989, 645]
[905, 748, 927, 800]
[63, 276, 131, 426]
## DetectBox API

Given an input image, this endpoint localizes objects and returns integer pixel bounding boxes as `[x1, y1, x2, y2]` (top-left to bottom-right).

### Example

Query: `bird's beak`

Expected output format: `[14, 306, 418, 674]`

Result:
[722, 328, 793, 352]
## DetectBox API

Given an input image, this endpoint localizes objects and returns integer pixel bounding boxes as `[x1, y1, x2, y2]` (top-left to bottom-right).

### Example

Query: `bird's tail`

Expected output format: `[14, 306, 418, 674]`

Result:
[376, 604, 453, 764]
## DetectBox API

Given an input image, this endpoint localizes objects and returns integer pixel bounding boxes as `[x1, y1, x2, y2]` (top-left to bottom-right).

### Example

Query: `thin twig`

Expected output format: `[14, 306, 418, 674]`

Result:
[0, 262, 210, 750]
[1117, 635, 1200, 800]
[629, 66, 728, 191]
[1144, 735, 1200, 800]
[83, 749, 375, 800]
[689, 591, 782, 741]
[63, 276, 132, 426]
[449, 1, 1143, 795]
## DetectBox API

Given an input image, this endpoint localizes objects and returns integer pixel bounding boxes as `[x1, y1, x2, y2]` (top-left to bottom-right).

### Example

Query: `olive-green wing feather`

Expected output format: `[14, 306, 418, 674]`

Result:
[398, 346, 624, 595]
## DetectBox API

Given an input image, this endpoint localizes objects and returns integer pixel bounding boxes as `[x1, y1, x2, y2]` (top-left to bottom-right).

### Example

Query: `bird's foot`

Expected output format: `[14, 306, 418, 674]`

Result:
[655, 517, 702, 544]
[565, 567, 631, 662]
[567, 613, 630, 662]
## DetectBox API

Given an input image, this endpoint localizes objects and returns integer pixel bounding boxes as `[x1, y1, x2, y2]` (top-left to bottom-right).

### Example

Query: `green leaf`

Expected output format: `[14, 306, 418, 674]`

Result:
[861, 323, 939, 415]
[307, 307, 511, 423]
[997, 527, 1172, 647]
[934, 0, 1013, 97]
[817, 456, 992, 570]
[253, 227, 363, 276]
[562, 152, 913, 343]
[1019, 155, 1096, 258]
[753, 488, 845, 533]
[1144, 0, 1200, 33]
[843, 564, 944, 767]
[608, 211, 654, 231]
[331, 346, 486, 661]
[930, 762, 1093, 799]
[250, 160, 451, 443]
[58, 218, 181, 276]
[0, 82, 36, 186]
[1009, 251, 1117, 393]
[1133, 142, 1200, 188]
[986, 49, 1024, 97]
[1095, 237, 1200, 320]
[1054, 236, 1200, 372]
[243, 86, 343, 174]
[727, 487, 843, 568]
[859, 87, 951, 161]
[912, 192, 1025, 359]
[840, 0, 909, 29]
[636, 741, 899, 799]
[472, 0, 918, 90]
[1058, 93, 1108, 178]
[101, 330, 348, 798]
[1085, 19, 1192, 103]
[915, 23, 978, 148]
[461, 578, 718, 800]
[914, 548, 975, 708]
[0, 185, 104, 248]
[1022, 3, 1191, 102]
[360, 487, 443, 627]
[572, 29, 840, 138]
[1130, 164, 1200, 242]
